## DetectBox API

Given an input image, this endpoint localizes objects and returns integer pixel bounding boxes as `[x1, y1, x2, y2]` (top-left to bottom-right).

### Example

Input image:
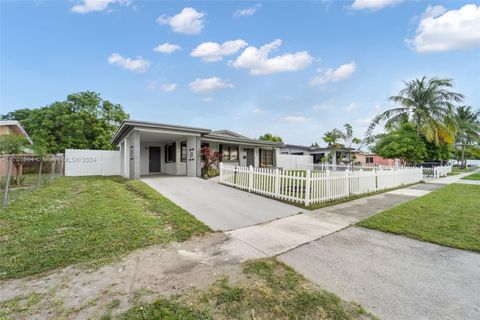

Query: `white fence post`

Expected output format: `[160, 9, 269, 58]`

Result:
[248, 165, 253, 192]
[219, 162, 223, 183]
[274, 168, 280, 196]
[304, 169, 311, 206]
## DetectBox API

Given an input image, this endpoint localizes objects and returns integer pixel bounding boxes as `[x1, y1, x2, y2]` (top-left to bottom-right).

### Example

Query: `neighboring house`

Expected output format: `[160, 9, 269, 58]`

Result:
[280, 144, 353, 164]
[354, 152, 397, 166]
[0, 120, 33, 176]
[0, 120, 33, 145]
[111, 120, 282, 179]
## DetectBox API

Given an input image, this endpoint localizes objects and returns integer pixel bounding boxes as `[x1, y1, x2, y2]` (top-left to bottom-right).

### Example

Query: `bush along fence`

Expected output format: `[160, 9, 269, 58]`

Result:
[219, 163, 423, 206]
[1, 154, 64, 208]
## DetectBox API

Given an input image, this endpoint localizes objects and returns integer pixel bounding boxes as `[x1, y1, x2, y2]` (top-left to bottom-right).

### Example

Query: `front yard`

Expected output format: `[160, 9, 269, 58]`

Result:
[0, 176, 210, 279]
[462, 172, 480, 180]
[358, 183, 480, 252]
[115, 258, 374, 320]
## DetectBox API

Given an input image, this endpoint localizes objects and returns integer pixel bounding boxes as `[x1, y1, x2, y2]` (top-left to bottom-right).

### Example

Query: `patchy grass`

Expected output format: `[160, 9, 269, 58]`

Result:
[299, 182, 421, 210]
[462, 172, 480, 180]
[118, 258, 376, 320]
[447, 172, 461, 176]
[0, 176, 210, 279]
[358, 183, 480, 252]
[452, 166, 474, 173]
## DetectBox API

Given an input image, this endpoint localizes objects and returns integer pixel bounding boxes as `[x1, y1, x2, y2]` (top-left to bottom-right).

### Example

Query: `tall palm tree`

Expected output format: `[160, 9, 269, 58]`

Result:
[369, 77, 463, 144]
[455, 106, 480, 168]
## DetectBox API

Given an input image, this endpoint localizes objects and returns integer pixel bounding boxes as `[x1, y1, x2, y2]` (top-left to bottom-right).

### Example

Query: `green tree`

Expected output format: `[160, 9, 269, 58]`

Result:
[258, 133, 283, 142]
[0, 134, 30, 154]
[341, 123, 362, 164]
[2, 91, 129, 153]
[372, 123, 427, 165]
[454, 106, 480, 167]
[369, 77, 463, 144]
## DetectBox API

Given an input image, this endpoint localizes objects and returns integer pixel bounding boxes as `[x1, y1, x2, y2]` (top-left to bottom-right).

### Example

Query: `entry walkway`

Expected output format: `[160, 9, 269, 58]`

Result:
[141, 176, 302, 231]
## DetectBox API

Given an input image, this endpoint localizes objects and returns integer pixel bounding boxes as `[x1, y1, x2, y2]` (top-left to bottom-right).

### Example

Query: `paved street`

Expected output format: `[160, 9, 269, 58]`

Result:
[280, 227, 480, 320]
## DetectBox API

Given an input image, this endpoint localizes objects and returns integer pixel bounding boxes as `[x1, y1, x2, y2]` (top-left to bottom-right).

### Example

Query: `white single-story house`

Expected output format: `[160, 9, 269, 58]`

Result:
[279, 144, 353, 164]
[111, 120, 282, 179]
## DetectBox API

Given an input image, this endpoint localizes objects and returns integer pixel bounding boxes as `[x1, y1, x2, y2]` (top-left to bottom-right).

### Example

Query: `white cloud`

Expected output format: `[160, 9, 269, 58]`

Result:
[280, 116, 312, 123]
[232, 39, 313, 75]
[350, 0, 402, 11]
[312, 98, 336, 111]
[154, 43, 181, 54]
[309, 62, 356, 86]
[233, 3, 261, 17]
[203, 97, 214, 102]
[353, 117, 372, 126]
[253, 108, 263, 113]
[160, 83, 177, 92]
[107, 53, 150, 72]
[157, 7, 205, 35]
[191, 40, 248, 62]
[71, 0, 130, 13]
[407, 4, 480, 53]
[189, 77, 234, 93]
[343, 102, 360, 112]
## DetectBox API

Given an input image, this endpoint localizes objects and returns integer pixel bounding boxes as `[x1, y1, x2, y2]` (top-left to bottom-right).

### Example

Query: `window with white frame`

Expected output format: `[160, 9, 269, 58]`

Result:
[181, 141, 187, 162]
[219, 144, 239, 162]
[165, 143, 176, 163]
[260, 149, 274, 167]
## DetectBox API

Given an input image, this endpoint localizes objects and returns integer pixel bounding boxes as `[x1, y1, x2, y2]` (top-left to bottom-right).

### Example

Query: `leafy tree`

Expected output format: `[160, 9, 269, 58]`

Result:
[2, 91, 129, 154]
[454, 106, 480, 167]
[258, 133, 283, 142]
[311, 142, 320, 148]
[322, 129, 344, 149]
[341, 123, 362, 164]
[0, 134, 30, 155]
[372, 123, 427, 165]
[369, 77, 463, 144]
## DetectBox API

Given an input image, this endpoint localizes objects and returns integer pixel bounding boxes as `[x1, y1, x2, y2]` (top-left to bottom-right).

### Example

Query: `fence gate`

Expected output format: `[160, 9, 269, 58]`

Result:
[65, 149, 121, 176]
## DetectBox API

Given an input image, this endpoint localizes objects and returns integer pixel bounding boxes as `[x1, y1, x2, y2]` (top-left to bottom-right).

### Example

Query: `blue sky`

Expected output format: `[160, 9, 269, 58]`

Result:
[1, 0, 479, 145]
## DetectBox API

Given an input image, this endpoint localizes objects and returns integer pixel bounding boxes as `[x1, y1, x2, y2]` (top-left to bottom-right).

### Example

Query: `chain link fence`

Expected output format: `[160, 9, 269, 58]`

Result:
[1, 154, 64, 207]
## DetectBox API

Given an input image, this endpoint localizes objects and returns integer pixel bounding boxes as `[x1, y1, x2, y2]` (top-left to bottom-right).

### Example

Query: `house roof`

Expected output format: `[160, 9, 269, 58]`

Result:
[0, 120, 33, 144]
[281, 143, 353, 153]
[111, 120, 282, 147]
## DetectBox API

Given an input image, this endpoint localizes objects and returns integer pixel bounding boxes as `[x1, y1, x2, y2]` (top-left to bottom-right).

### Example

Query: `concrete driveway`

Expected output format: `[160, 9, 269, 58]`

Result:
[280, 227, 480, 320]
[141, 176, 303, 231]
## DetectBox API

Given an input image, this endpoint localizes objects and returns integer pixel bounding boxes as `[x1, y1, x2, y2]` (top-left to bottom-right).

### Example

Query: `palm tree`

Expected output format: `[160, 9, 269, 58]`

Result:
[369, 77, 463, 144]
[455, 106, 480, 168]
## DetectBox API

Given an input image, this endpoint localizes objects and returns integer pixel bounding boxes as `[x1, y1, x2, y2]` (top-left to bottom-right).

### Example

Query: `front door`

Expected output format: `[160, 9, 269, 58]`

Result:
[149, 146, 161, 172]
[246, 148, 254, 166]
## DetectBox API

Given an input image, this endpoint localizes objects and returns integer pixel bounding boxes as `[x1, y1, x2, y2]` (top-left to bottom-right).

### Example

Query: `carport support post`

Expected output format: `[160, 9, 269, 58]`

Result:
[248, 165, 253, 192]
[304, 169, 311, 207]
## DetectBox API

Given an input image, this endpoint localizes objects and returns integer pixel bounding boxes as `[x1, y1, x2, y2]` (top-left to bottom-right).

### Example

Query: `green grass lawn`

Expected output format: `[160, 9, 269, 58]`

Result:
[0, 176, 210, 279]
[358, 183, 480, 252]
[462, 172, 480, 180]
[114, 258, 375, 320]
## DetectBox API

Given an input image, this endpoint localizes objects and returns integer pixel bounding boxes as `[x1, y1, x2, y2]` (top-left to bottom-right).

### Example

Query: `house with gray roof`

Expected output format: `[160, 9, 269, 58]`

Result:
[111, 120, 282, 179]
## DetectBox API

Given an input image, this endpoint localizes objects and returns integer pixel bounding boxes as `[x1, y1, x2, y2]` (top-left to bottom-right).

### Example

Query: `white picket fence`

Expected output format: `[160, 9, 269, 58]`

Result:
[65, 149, 121, 176]
[433, 165, 452, 178]
[219, 163, 423, 206]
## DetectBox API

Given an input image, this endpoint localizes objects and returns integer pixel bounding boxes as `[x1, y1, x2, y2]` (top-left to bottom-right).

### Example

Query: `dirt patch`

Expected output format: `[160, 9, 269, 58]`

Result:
[0, 233, 265, 319]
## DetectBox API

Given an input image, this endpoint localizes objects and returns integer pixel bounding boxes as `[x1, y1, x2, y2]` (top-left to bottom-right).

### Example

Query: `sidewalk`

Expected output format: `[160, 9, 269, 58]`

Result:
[227, 182, 444, 256]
